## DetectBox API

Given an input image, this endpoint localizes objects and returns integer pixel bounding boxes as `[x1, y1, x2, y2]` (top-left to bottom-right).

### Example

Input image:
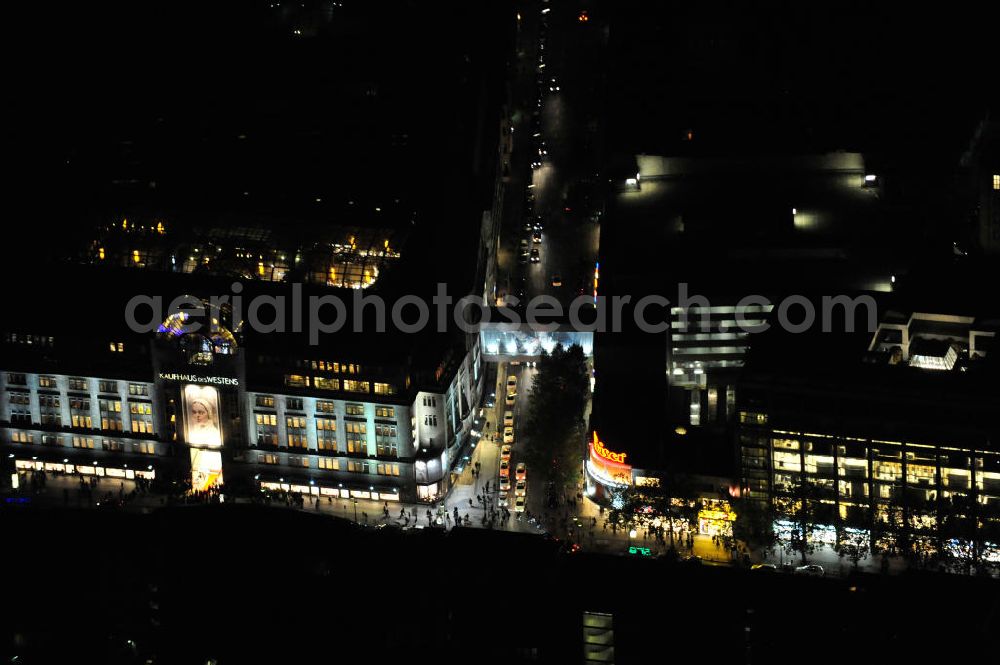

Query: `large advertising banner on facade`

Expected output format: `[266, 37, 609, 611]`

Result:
[182, 384, 223, 448]
[190, 449, 223, 492]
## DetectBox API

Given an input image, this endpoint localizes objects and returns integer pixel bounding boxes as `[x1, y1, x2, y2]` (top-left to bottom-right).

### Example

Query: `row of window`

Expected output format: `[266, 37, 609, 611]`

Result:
[8, 395, 154, 434]
[254, 414, 399, 456]
[6, 375, 150, 397]
[254, 395, 396, 421]
[305, 360, 362, 374]
[7, 432, 156, 454]
[284, 375, 396, 395]
[257, 453, 400, 476]
[4, 333, 55, 347]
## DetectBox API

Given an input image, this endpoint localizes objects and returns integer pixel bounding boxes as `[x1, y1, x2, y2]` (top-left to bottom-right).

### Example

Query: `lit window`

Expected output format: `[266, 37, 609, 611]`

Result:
[285, 375, 310, 388]
[994, 174, 999, 190]
[314, 376, 340, 391]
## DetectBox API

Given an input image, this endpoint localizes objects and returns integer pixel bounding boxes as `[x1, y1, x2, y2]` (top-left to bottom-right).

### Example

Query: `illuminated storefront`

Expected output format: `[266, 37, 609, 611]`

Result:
[15, 458, 155, 480]
[584, 431, 633, 503]
[697, 499, 736, 536]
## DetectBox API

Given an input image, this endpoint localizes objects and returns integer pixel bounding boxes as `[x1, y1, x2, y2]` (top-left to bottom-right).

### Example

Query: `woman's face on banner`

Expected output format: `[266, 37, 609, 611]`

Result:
[191, 401, 209, 425]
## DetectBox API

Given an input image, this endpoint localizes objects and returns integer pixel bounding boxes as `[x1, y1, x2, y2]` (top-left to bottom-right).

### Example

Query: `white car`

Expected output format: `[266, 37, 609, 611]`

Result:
[503, 427, 514, 444]
[515, 480, 526, 497]
[505, 392, 515, 407]
[500, 477, 511, 492]
[504, 410, 513, 427]
[506, 375, 517, 392]
[794, 564, 825, 577]
[514, 496, 526, 513]
[498, 491, 510, 508]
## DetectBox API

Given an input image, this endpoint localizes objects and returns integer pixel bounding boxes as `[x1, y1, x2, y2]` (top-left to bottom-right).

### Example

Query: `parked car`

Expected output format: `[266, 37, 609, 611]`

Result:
[794, 564, 825, 577]
[500, 477, 511, 492]
[499, 459, 510, 478]
[750, 563, 777, 572]
[503, 427, 514, 444]
[500, 444, 512, 460]
[514, 496, 526, 513]
[515, 463, 526, 481]
[515, 480, 527, 497]
[504, 410, 513, 427]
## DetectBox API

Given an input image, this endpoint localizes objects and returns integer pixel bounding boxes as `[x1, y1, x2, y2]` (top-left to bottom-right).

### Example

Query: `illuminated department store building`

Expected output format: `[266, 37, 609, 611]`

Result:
[737, 309, 1000, 555]
[1, 274, 484, 504]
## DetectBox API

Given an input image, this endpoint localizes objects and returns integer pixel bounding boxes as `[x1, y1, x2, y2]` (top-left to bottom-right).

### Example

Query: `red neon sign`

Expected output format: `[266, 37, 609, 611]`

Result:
[591, 432, 627, 465]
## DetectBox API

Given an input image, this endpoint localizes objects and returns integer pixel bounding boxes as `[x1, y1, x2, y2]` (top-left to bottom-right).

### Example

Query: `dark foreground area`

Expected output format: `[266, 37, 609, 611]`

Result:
[2, 503, 998, 664]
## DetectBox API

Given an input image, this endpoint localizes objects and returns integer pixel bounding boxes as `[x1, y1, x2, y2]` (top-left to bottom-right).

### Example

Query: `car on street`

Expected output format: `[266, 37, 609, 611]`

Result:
[519, 238, 529, 254]
[499, 459, 510, 478]
[500, 444, 512, 461]
[504, 410, 513, 427]
[524, 221, 534, 232]
[498, 491, 510, 508]
[507, 375, 517, 392]
[506, 391, 515, 406]
[550, 273, 562, 287]
[532, 231, 542, 243]
[515, 463, 526, 481]
[794, 564, 825, 577]
[499, 477, 511, 492]
[484, 391, 496, 408]
[515, 480, 526, 497]
[518, 252, 528, 265]
[750, 563, 777, 572]
[514, 496, 526, 513]
[503, 427, 514, 444]
[530, 248, 540, 263]
[681, 555, 703, 566]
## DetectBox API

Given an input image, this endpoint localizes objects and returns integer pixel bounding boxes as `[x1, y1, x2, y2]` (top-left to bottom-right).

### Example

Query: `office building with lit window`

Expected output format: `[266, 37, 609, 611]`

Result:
[737, 302, 1000, 557]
